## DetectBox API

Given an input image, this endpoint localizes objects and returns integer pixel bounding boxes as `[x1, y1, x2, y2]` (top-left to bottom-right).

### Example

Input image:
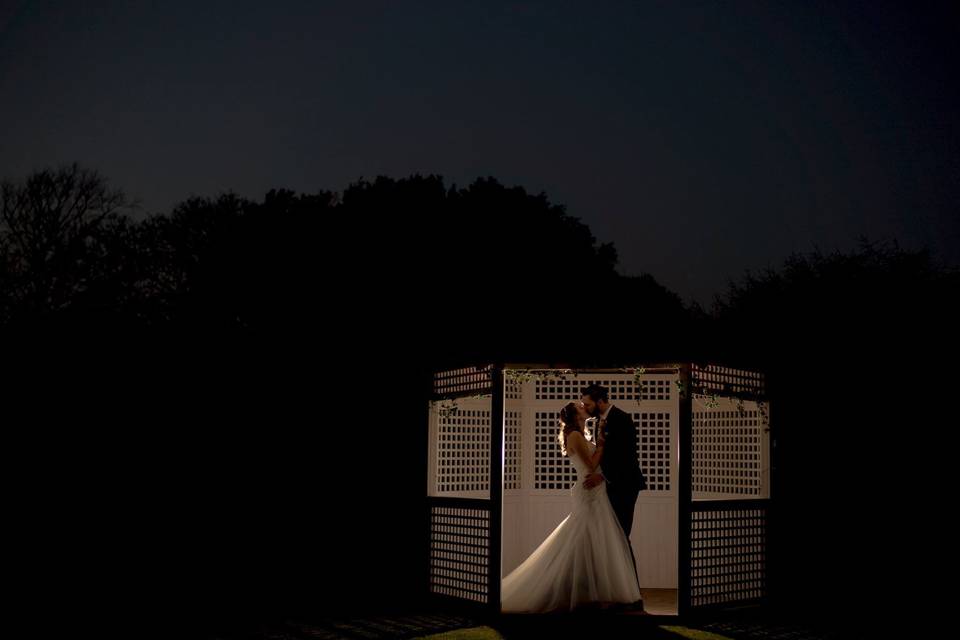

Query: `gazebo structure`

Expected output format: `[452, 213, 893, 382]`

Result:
[425, 362, 773, 617]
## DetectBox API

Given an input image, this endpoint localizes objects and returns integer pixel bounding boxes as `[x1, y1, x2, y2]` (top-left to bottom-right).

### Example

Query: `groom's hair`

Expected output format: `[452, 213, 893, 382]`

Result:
[581, 384, 608, 403]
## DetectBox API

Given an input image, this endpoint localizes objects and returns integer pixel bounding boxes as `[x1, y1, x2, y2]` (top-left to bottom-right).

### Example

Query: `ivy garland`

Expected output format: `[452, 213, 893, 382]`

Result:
[432, 393, 492, 418]
[503, 369, 577, 384]
[432, 366, 768, 430]
[505, 365, 770, 430]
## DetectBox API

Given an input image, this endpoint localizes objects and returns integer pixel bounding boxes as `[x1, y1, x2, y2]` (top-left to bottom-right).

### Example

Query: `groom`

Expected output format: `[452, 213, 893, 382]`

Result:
[581, 383, 647, 610]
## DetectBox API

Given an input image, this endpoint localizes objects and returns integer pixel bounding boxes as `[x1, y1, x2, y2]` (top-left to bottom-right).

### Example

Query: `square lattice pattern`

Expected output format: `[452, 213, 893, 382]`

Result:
[534, 375, 673, 403]
[437, 409, 490, 494]
[505, 411, 522, 490]
[639, 378, 673, 401]
[633, 411, 671, 492]
[429, 506, 490, 603]
[534, 412, 578, 490]
[692, 364, 766, 397]
[535, 377, 639, 402]
[433, 365, 493, 396]
[692, 406, 763, 496]
[690, 507, 767, 606]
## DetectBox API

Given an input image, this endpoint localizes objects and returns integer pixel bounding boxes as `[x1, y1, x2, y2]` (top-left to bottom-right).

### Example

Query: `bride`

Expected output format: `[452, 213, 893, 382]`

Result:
[500, 400, 642, 613]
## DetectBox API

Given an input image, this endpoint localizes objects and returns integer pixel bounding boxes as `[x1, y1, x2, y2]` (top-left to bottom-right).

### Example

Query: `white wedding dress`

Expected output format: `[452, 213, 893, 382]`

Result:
[500, 434, 642, 613]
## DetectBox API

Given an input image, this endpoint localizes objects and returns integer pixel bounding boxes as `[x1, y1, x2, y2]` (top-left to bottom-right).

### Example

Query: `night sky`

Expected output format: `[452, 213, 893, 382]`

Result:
[1, 0, 957, 308]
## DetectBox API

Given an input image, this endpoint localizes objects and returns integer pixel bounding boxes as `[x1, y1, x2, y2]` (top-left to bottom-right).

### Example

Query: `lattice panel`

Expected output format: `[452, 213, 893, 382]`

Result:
[429, 506, 490, 603]
[535, 377, 639, 402]
[434, 365, 493, 396]
[436, 409, 490, 495]
[692, 399, 764, 497]
[505, 411, 522, 490]
[692, 363, 766, 397]
[632, 411, 672, 492]
[639, 377, 673, 401]
[532, 374, 675, 403]
[505, 379, 523, 400]
[534, 412, 577, 490]
[690, 507, 767, 606]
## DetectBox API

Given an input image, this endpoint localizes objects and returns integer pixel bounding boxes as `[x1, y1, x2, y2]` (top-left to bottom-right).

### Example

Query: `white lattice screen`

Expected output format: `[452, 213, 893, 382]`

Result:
[428, 505, 490, 603]
[426, 364, 771, 612]
[632, 410, 672, 492]
[433, 365, 493, 396]
[692, 396, 770, 499]
[691, 363, 766, 396]
[428, 396, 492, 499]
[690, 506, 767, 606]
[533, 375, 675, 402]
[504, 411, 522, 490]
[526, 374, 676, 495]
[535, 377, 634, 403]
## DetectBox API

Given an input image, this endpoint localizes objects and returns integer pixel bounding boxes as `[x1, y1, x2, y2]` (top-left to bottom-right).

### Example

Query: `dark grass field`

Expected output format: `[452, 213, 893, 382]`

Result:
[201, 599, 867, 640]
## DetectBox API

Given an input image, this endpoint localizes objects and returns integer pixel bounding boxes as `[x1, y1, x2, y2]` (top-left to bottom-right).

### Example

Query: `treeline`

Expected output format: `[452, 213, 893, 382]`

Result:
[3, 162, 955, 627]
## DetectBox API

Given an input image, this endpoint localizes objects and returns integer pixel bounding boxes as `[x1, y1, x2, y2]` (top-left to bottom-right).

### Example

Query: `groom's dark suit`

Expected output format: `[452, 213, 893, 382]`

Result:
[600, 404, 646, 591]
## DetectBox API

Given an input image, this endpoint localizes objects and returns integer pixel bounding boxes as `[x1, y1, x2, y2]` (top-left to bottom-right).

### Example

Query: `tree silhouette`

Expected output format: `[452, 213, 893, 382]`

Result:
[705, 234, 959, 369]
[0, 165, 693, 363]
[0, 162, 139, 326]
[700, 235, 959, 619]
[324, 173, 692, 367]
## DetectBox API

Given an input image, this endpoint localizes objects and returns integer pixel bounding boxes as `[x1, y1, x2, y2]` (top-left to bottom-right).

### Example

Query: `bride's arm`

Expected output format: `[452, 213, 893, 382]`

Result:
[569, 431, 605, 472]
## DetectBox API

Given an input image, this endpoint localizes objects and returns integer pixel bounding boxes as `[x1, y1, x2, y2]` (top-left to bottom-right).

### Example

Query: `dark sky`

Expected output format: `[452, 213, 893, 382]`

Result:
[1, 0, 957, 308]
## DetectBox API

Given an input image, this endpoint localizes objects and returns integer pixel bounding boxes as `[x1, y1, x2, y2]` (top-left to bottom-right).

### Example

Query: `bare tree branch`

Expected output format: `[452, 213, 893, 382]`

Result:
[0, 162, 137, 315]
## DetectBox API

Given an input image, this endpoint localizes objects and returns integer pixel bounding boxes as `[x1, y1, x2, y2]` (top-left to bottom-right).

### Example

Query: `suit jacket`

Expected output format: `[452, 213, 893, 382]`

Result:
[600, 405, 647, 492]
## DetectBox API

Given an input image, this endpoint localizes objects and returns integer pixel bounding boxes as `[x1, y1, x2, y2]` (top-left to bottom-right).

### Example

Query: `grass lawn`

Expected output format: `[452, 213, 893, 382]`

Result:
[413, 623, 737, 639]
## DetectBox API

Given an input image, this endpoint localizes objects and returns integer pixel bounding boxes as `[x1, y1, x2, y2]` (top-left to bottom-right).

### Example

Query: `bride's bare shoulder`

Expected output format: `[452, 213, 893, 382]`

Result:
[566, 430, 586, 449]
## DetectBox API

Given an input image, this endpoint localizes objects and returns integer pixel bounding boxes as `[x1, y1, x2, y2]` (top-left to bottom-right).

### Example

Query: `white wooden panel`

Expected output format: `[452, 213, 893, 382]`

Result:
[501, 496, 524, 574]
[691, 363, 766, 396]
[433, 365, 493, 396]
[631, 499, 678, 588]
[427, 396, 491, 499]
[692, 395, 769, 499]
[690, 505, 767, 606]
[429, 505, 490, 603]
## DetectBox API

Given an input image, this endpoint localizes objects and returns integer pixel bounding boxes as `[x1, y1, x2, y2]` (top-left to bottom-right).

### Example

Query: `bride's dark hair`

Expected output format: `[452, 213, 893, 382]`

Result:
[557, 401, 587, 456]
